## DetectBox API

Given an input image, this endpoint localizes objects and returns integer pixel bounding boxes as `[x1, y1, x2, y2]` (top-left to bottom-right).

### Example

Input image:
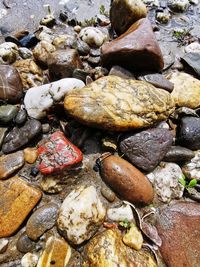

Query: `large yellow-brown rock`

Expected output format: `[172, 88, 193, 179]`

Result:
[64, 75, 174, 131]
[0, 176, 42, 238]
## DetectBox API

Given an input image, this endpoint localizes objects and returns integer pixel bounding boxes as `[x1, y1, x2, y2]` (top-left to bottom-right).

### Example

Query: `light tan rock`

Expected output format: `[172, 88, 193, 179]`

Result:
[123, 224, 143, 250]
[33, 41, 56, 66]
[24, 147, 38, 164]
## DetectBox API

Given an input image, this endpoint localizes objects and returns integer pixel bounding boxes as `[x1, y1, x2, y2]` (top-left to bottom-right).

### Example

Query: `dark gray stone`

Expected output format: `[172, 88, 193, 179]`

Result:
[16, 232, 36, 253]
[163, 146, 195, 162]
[15, 109, 27, 125]
[72, 39, 90, 56]
[0, 105, 19, 123]
[182, 52, 200, 76]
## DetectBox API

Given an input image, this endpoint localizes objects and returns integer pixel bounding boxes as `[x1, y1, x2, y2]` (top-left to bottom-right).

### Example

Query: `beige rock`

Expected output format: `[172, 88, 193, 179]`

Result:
[123, 224, 143, 250]
[33, 41, 56, 66]
[21, 253, 38, 267]
[24, 147, 38, 164]
[0, 42, 18, 64]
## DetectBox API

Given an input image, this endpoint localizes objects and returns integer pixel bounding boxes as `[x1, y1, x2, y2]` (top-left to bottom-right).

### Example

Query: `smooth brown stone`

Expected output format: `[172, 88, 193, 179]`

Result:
[16, 232, 36, 253]
[0, 177, 42, 238]
[24, 147, 38, 164]
[101, 18, 164, 72]
[100, 155, 154, 205]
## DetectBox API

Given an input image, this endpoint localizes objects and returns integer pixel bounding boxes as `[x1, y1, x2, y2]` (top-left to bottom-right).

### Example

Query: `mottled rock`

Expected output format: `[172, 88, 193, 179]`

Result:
[182, 150, 200, 181]
[101, 18, 164, 71]
[109, 65, 135, 79]
[156, 202, 200, 267]
[0, 105, 19, 123]
[0, 42, 18, 64]
[52, 34, 76, 49]
[40, 176, 62, 194]
[163, 146, 195, 162]
[33, 40, 56, 66]
[0, 239, 8, 254]
[72, 39, 90, 56]
[2, 119, 42, 154]
[0, 65, 23, 103]
[100, 155, 154, 204]
[147, 162, 184, 203]
[21, 253, 38, 267]
[120, 128, 173, 172]
[64, 76, 174, 131]
[101, 184, 116, 202]
[0, 176, 42, 238]
[15, 109, 27, 125]
[123, 224, 143, 250]
[57, 185, 106, 245]
[24, 147, 38, 164]
[107, 204, 134, 222]
[0, 151, 24, 179]
[19, 47, 33, 59]
[110, 0, 147, 35]
[80, 27, 108, 48]
[170, 72, 200, 108]
[185, 42, 200, 53]
[182, 52, 200, 76]
[17, 232, 36, 253]
[168, 0, 189, 12]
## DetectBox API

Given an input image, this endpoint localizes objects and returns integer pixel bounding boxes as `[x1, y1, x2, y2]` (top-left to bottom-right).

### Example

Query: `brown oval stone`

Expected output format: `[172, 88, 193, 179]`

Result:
[16, 232, 36, 253]
[100, 155, 154, 205]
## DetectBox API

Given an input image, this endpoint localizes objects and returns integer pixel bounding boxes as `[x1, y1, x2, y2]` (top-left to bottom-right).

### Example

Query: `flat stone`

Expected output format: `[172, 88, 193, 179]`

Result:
[182, 150, 200, 181]
[101, 18, 164, 72]
[163, 146, 195, 162]
[0, 105, 19, 123]
[156, 202, 200, 267]
[0, 151, 24, 179]
[0, 176, 42, 238]
[64, 75, 174, 131]
[182, 52, 200, 76]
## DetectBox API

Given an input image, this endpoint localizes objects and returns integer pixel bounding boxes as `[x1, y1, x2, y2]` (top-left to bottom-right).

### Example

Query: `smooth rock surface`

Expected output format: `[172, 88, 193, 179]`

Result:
[24, 147, 38, 164]
[123, 223, 143, 250]
[80, 27, 108, 48]
[17, 232, 36, 253]
[163, 146, 195, 162]
[109, 65, 135, 79]
[64, 76, 174, 131]
[33, 40, 56, 66]
[0, 42, 18, 64]
[182, 150, 200, 181]
[182, 52, 200, 76]
[21, 253, 38, 267]
[0, 105, 19, 123]
[107, 204, 134, 222]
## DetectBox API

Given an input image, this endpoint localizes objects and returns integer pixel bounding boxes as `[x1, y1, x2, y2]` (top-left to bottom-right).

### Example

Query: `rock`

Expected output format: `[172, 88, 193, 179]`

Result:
[182, 52, 200, 76]
[0, 105, 19, 123]
[17, 232, 36, 253]
[156, 11, 171, 24]
[107, 204, 134, 222]
[0, 239, 8, 254]
[170, 72, 200, 108]
[40, 14, 56, 27]
[40, 176, 62, 194]
[24, 147, 38, 164]
[0, 65, 23, 103]
[80, 27, 108, 48]
[110, 0, 147, 35]
[72, 39, 90, 56]
[38, 131, 83, 174]
[101, 18, 164, 72]
[0, 127, 8, 148]
[138, 73, 174, 92]
[83, 229, 157, 267]
[0, 42, 18, 64]
[168, 0, 189, 12]
[97, 14, 110, 26]
[0, 176, 42, 238]
[120, 128, 173, 172]
[101, 184, 116, 202]
[19, 33, 39, 48]
[87, 56, 100, 66]
[182, 150, 200, 181]
[185, 42, 200, 53]
[189, 0, 199, 4]
[156, 202, 200, 267]
[26, 203, 58, 241]
[123, 223, 143, 250]
[33, 40, 56, 66]
[19, 47, 33, 59]
[57, 185, 106, 245]
[163, 146, 195, 162]
[47, 49, 83, 80]
[13, 59, 44, 90]
[109, 65, 135, 79]
[74, 25, 82, 33]
[100, 155, 154, 205]
[2, 119, 42, 154]
[15, 109, 27, 125]
[147, 162, 184, 203]
[41, 123, 50, 134]
[0, 151, 24, 179]
[52, 34, 76, 49]
[101, 137, 117, 152]
[37, 237, 71, 267]
[21, 253, 38, 267]
[177, 117, 200, 150]
[24, 78, 85, 119]
[64, 76, 174, 131]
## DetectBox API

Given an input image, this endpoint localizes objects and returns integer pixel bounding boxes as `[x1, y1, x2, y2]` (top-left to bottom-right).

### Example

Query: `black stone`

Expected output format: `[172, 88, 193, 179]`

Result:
[19, 33, 39, 48]
[163, 146, 195, 162]
[15, 109, 27, 125]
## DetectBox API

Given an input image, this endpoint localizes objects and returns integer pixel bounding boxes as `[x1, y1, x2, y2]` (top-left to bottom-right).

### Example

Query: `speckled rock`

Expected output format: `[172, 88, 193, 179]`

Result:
[33, 40, 56, 66]
[0, 176, 42, 238]
[163, 146, 195, 162]
[19, 47, 33, 59]
[0, 42, 18, 64]
[80, 27, 108, 48]
[101, 18, 164, 72]
[110, 0, 147, 35]
[0, 105, 19, 123]
[107, 204, 134, 222]
[0, 239, 8, 254]
[21, 253, 38, 267]
[168, 0, 189, 12]
[57, 185, 106, 245]
[170, 72, 200, 108]
[64, 76, 174, 131]
[52, 34, 76, 49]
[182, 150, 200, 181]
[123, 223, 143, 250]
[120, 128, 173, 172]
[24, 147, 38, 164]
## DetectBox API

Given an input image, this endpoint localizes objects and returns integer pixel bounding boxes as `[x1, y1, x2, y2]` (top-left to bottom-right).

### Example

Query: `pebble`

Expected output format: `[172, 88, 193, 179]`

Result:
[24, 147, 38, 164]
[72, 39, 90, 56]
[21, 253, 38, 267]
[87, 56, 100, 66]
[40, 14, 56, 27]
[185, 42, 200, 53]
[168, 0, 189, 12]
[41, 123, 50, 133]
[57, 185, 106, 245]
[40, 176, 62, 193]
[0, 239, 8, 254]
[18, 47, 33, 59]
[182, 150, 200, 181]
[163, 146, 195, 162]
[80, 27, 108, 47]
[0, 151, 24, 179]
[97, 14, 110, 26]
[107, 204, 134, 222]
[52, 34, 76, 49]
[101, 137, 117, 152]
[15, 109, 27, 125]
[101, 184, 116, 202]
[0, 42, 18, 64]
[123, 224, 143, 250]
[109, 65, 135, 79]
[0, 105, 19, 123]
[0, 176, 42, 237]
[33, 40, 56, 66]
[0, 127, 7, 148]
[182, 52, 200, 76]
[74, 25, 82, 33]
[156, 11, 171, 24]
[17, 232, 36, 253]
[19, 33, 38, 48]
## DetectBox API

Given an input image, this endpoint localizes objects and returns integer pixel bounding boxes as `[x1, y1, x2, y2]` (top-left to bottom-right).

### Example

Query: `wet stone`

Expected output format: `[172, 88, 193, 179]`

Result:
[0, 127, 8, 148]
[101, 184, 116, 202]
[182, 150, 200, 181]
[163, 146, 195, 162]
[24, 147, 38, 164]
[17, 232, 36, 253]
[0, 105, 19, 123]
[15, 109, 27, 125]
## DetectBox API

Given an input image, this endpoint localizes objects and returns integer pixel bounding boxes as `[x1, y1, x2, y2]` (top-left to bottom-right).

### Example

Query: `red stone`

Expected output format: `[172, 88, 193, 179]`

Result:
[38, 131, 83, 174]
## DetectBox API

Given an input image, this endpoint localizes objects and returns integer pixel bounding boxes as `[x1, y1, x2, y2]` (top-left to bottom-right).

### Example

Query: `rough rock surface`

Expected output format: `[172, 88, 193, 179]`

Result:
[182, 150, 200, 181]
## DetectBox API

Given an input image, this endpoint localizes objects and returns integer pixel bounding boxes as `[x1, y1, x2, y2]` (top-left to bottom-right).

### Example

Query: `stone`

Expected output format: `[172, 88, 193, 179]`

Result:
[109, 65, 135, 79]
[100, 155, 154, 205]
[101, 137, 117, 152]
[123, 224, 143, 250]
[17, 232, 36, 253]
[38, 131, 83, 175]
[107, 204, 134, 222]
[0, 176, 42, 238]
[0, 42, 18, 64]
[21, 253, 38, 267]
[72, 39, 90, 56]
[184, 42, 200, 53]
[138, 73, 174, 92]
[156, 11, 171, 24]
[189, 0, 199, 4]
[14, 59, 44, 89]
[97, 14, 110, 26]
[19, 33, 38, 48]
[19, 47, 33, 59]
[42, 123, 50, 133]
[80, 27, 108, 48]
[110, 0, 147, 35]
[170, 72, 200, 108]
[0, 151, 24, 179]
[24, 147, 38, 164]
[33, 40, 56, 66]
[24, 78, 85, 119]
[37, 237, 71, 267]
[168, 0, 189, 12]
[2, 119, 42, 154]
[0, 239, 8, 254]
[101, 184, 116, 202]
[40, 14, 56, 27]
[0, 65, 23, 103]
[40, 176, 62, 194]
[163, 146, 195, 162]
[0, 105, 19, 123]
[120, 128, 173, 172]
[0, 127, 8, 148]
[64, 76, 174, 131]
[26, 203, 58, 241]
[15, 109, 27, 125]
[177, 117, 200, 150]
[182, 150, 200, 181]
[52, 34, 76, 49]
[147, 162, 184, 203]
[47, 49, 83, 80]
[87, 56, 100, 66]
[182, 52, 200, 76]
[156, 202, 200, 267]
[101, 18, 164, 72]
[57, 185, 106, 245]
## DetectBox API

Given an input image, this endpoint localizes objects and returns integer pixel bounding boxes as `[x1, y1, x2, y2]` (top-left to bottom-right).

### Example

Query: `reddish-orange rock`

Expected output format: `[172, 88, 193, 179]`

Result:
[0, 176, 42, 238]
[101, 18, 164, 72]
[99, 155, 154, 205]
